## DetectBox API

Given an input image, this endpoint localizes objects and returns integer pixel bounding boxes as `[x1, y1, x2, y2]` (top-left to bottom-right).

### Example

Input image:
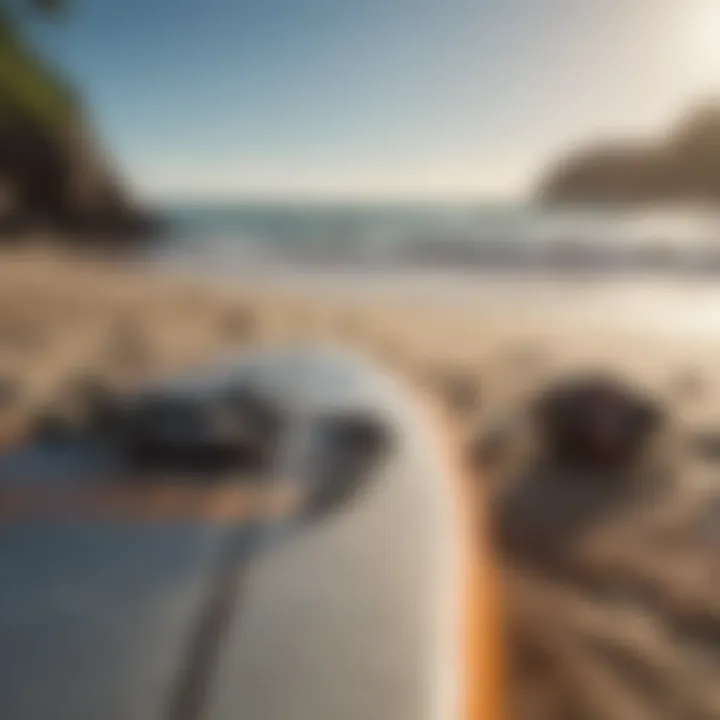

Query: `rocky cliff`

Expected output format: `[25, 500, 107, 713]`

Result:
[537, 103, 720, 207]
[0, 13, 156, 239]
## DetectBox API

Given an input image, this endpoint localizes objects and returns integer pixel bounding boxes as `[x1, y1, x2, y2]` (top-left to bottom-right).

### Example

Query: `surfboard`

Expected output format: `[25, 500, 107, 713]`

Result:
[0, 348, 501, 720]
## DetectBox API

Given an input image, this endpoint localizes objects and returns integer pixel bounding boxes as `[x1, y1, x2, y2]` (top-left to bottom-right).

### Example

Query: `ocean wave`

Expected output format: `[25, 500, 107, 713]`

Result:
[152, 202, 720, 276]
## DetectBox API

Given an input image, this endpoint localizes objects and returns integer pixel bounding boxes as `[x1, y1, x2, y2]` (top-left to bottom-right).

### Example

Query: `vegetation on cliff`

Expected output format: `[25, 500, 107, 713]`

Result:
[0, 4, 73, 129]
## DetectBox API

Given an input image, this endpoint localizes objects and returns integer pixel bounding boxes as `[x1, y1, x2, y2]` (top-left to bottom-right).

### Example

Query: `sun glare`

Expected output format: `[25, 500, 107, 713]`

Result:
[689, 1, 720, 84]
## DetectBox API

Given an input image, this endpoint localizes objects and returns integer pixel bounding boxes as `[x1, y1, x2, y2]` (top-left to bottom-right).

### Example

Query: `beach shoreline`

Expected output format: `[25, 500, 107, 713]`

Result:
[4, 242, 720, 441]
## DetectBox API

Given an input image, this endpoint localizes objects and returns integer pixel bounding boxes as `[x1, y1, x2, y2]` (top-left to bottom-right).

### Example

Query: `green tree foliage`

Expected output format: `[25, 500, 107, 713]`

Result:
[0, 1, 75, 131]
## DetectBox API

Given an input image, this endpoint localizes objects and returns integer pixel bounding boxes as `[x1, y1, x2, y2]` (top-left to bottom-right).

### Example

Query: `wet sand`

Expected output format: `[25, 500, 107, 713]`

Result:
[1, 247, 720, 719]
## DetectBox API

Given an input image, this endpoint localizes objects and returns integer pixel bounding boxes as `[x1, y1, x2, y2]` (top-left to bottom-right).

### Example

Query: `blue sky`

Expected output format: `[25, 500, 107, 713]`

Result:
[28, 0, 720, 200]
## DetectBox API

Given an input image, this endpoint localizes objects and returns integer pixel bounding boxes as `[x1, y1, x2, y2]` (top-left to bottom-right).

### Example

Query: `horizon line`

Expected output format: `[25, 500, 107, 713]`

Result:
[145, 190, 527, 207]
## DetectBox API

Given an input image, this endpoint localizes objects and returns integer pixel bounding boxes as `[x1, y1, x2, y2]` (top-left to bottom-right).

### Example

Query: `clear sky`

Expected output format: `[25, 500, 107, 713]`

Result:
[28, 0, 720, 201]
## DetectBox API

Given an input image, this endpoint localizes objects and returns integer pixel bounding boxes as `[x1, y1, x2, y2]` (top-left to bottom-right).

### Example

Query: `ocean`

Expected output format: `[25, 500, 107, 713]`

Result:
[149, 200, 720, 277]
[141, 200, 720, 337]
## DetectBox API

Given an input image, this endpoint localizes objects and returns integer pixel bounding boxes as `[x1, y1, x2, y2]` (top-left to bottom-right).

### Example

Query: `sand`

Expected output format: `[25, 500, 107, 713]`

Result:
[1, 246, 720, 719]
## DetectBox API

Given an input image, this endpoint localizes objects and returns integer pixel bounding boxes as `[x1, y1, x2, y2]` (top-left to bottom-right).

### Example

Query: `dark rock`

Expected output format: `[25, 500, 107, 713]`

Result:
[531, 372, 664, 471]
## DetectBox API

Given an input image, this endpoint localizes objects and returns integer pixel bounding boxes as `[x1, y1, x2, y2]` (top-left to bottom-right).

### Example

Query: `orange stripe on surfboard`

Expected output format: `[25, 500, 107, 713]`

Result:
[0, 482, 304, 524]
[423, 399, 505, 720]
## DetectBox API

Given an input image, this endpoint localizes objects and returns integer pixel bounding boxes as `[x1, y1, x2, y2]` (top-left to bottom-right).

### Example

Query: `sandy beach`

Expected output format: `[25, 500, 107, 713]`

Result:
[2, 247, 720, 719]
